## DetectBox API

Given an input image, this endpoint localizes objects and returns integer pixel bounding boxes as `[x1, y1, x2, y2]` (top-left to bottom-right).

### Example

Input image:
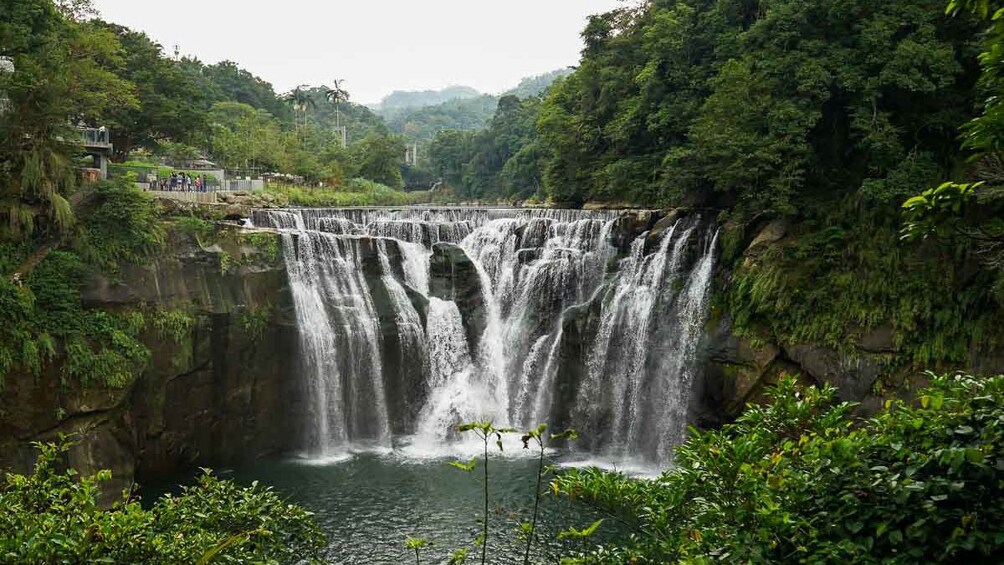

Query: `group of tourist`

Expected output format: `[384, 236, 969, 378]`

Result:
[147, 172, 213, 192]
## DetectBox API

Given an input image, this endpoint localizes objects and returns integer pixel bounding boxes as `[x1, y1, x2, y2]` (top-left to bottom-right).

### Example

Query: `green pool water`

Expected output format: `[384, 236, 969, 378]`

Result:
[181, 449, 627, 564]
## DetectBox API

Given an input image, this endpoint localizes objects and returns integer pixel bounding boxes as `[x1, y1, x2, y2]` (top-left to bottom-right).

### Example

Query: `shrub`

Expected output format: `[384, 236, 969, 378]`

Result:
[264, 178, 411, 207]
[554, 374, 1004, 564]
[75, 177, 166, 272]
[0, 178, 166, 387]
[0, 440, 325, 564]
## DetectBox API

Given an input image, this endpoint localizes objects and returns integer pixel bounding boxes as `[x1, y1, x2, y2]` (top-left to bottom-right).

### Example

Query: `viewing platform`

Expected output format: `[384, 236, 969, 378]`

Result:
[76, 126, 113, 180]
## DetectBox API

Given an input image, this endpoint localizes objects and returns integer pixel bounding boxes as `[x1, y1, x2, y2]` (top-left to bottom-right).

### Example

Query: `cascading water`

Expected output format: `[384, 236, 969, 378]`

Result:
[253, 207, 718, 463]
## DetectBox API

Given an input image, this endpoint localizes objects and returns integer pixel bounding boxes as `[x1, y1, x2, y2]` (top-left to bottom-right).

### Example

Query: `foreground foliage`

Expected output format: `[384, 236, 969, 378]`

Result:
[0, 440, 324, 564]
[555, 374, 1004, 564]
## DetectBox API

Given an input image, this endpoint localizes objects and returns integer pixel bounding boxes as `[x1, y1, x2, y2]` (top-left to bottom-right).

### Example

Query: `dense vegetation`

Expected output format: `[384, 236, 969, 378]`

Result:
[426, 0, 1004, 369]
[555, 374, 1004, 563]
[0, 178, 163, 388]
[380, 71, 572, 142]
[432, 0, 982, 208]
[0, 0, 408, 196]
[265, 178, 414, 207]
[3, 0, 1004, 562]
[0, 440, 324, 564]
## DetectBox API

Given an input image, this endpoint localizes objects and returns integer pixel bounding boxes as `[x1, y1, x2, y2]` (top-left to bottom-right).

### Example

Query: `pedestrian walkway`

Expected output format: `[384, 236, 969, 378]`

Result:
[148, 190, 218, 204]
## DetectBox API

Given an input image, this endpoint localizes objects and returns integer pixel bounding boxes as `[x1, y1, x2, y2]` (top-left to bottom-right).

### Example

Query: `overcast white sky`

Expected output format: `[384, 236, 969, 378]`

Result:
[91, 0, 629, 105]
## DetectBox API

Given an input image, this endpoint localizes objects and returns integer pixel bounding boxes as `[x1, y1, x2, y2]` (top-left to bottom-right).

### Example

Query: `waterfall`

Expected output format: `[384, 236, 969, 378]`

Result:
[254, 208, 717, 463]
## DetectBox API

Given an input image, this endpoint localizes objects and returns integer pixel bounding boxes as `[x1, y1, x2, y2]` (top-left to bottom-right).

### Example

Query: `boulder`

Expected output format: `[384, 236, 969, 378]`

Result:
[645, 209, 684, 248]
[856, 325, 897, 354]
[701, 314, 781, 420]
[748, 220, 787, 251]
[783, 344, 885, 401]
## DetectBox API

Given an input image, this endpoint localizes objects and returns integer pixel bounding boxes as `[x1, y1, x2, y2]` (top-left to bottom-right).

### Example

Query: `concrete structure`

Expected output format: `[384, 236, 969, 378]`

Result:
[78, 127, 113, 180]
[149, 190, 219, 204]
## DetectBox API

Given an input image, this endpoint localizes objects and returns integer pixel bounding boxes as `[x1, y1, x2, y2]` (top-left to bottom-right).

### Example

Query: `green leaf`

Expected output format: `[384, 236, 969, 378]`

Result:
[448, 458, 477, 472]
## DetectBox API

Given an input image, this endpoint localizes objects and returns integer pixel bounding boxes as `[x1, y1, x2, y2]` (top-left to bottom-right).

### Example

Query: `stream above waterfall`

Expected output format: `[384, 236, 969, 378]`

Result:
[251, 207, 719, 467]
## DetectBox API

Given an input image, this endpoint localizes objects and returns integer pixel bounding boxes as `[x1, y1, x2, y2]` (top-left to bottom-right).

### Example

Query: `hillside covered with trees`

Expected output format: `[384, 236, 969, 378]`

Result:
[427, 0, 1004, 373]
[2, 0, 1003, 563]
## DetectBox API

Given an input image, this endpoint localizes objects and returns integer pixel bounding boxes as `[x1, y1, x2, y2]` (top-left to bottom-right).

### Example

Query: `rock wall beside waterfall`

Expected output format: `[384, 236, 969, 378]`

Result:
[701, 219, 1004, 424]
[5, 204, 950, 487]
[0, 227, 303, 495]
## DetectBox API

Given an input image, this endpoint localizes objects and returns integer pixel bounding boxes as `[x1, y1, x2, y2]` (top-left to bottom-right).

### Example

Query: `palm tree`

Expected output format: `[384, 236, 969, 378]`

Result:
[323, 79, 350, 147]
[282, 85, 315, 139]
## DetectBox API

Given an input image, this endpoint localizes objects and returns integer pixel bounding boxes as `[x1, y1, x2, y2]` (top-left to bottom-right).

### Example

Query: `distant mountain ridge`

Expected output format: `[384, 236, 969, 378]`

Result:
[375, 86, 482, 113]
[503, 68, 573, 99]
[378, 69, 573, 140]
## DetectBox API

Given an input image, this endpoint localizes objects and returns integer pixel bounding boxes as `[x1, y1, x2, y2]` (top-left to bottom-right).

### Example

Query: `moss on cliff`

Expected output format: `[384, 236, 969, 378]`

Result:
[721, 206, 1004, 371]
[0, 185, 284, 390]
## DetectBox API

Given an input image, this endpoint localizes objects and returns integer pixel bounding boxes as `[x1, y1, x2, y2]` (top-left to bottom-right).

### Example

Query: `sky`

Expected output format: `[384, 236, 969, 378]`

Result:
[90, 0, 629, 105]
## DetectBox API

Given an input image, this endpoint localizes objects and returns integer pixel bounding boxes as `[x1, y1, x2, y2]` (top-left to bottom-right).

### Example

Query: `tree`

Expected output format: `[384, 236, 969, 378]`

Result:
[323, 78, 350, 132]
[283, 85, 316, 140]
[352, 133, 406, 188]
[207, 101, 284, 171]
[200, 59, 288, 119]
[0, 0, 136, 240]
[91, 21, 213, 157]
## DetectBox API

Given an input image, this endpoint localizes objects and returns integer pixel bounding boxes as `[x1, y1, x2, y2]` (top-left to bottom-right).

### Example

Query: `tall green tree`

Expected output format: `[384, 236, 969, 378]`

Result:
[323, 78, 350, 131]
[352, 133, 406, 188]
[92, 21, 213, 157]
[0, 0, 135, 240]
[207, 101, 284, 171]
[283, 85, 315, 140]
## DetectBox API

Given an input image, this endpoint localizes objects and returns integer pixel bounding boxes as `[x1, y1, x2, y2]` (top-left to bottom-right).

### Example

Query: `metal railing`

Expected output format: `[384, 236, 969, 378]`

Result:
[78, 127, 112, 148]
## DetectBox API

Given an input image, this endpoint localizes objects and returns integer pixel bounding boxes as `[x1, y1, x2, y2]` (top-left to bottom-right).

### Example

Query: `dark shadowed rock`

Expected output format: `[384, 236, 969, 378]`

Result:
[429, 243, 486, 352]
[783, 344, 886, 402]
[857, 325, 897, 354]
[701, 314, 780, 421]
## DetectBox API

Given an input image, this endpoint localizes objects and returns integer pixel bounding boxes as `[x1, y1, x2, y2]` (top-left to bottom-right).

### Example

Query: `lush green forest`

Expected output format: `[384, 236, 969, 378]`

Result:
[2, 0, 1004, 563]
[427, 0, 1004, 371]
[0, 0, 410, 196]
[379, 70, 573, 141]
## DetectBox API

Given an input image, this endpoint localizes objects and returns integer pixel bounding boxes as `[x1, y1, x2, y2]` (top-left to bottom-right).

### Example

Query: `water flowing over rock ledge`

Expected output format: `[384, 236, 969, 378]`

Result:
[2, 206, 919, 488]
[251, 206, 719, 463]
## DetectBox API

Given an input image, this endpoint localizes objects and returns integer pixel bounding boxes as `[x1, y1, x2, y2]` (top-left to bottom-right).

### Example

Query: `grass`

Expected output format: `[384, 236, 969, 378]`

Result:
[265, 178, 415, 207]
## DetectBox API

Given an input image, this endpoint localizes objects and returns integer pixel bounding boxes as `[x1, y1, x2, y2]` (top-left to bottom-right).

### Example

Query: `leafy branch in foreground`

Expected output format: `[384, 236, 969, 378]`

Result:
[0, 438, 325, 564]
[553, 374, 1004, 564]
[453, 421, 516, 565]
[520, 424, 578, 565]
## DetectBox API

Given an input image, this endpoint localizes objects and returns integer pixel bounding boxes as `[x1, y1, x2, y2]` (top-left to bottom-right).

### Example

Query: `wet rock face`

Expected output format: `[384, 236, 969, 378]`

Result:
[782, 344, 884, 402]
[429, 243, 486, 353]
[0, 227, 304, 492]
[701, 314, 781, 423]
[129, 312, 303, 483]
